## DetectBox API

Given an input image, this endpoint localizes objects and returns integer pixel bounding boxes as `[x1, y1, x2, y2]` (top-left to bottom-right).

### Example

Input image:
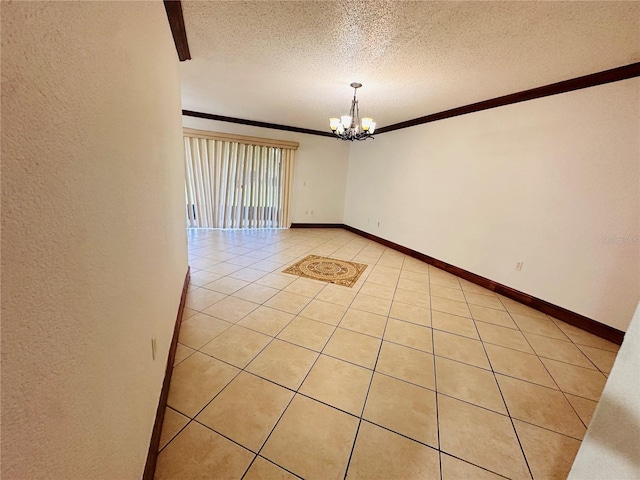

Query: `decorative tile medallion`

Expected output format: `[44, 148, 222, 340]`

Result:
[282, 255, 368, 288]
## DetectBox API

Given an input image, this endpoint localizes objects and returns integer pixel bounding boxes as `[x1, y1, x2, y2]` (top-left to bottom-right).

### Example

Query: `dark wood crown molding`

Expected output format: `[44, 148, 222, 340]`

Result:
[163, 0, 191, 62]
[183, 63, 639, 138]
[182, 110, 336, 138]
[376, 62, 640, 134]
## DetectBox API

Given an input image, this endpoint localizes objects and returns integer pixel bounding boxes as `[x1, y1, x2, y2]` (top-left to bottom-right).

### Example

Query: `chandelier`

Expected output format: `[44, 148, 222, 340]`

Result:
[329, 82, 375, 141]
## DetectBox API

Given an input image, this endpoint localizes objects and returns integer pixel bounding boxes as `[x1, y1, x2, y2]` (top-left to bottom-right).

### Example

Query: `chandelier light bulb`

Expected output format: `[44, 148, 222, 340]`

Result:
[329, 83, 375, 141]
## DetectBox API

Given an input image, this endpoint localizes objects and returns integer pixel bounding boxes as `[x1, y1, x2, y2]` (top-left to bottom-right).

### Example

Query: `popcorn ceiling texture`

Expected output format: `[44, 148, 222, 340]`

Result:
[180, 1, 639, 131]
[1, 2, 187, 478]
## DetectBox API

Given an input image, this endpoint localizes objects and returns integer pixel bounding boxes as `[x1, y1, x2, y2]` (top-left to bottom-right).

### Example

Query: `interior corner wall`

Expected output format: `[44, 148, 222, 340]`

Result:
[1, 3, 188, 479]
[344, 78, 640, 332]
[181, 117, 351, 224]
[568, 300, 640, 479]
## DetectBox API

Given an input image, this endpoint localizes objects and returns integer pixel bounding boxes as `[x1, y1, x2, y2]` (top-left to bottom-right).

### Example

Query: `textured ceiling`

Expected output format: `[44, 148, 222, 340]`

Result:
[180, 1, 639, 132]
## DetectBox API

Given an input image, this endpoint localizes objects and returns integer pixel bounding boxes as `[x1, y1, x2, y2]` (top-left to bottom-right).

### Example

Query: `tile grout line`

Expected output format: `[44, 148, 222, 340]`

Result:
[341, 252, 404, 480]
[176, 229, 608, 479]
[237, 388, 300, 480]
[438, 451, 512, 480]
[515, 321, 595, 431]
[238, 237, 374, 479]
[186, 267, 602, 406]
[156, 407, 191, 455]
[480, 294, 535, 480]
[492, 293, 602, 432]
[340, 307, 390, 478]
[431, 266, 443, 480]
[301, 254, 387, 480]
[482, 342, 595, 436]
[183, 231, 347, 475]
[245, 456, 304, 480]
[167, 232, 342, 461]
[233, 234, 374, 477]
[435, 291, 607, 372]
[190, 239, 540, 461]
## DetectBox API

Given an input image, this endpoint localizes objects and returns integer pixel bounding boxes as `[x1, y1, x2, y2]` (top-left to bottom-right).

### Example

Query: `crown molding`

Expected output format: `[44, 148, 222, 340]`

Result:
[376, 62, 640, 134]
[182, 110, 335, 138]
[184, 63, 639, 137]
[163, 0, 191, 61]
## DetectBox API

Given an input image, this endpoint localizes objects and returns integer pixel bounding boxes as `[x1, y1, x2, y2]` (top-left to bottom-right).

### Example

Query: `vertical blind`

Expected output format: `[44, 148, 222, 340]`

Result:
[183, 129, 297, 229]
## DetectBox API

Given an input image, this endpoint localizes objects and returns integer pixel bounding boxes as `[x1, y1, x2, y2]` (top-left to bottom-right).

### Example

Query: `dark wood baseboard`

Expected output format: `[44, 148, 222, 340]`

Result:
[143, 266, 191, 480]
[303, 224, 624, 344]
[290, 223, 345, 228]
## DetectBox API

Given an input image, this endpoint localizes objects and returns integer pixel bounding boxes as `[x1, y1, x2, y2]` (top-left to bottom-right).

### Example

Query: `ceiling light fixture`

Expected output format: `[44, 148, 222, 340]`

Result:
[329, 82, 375, 141]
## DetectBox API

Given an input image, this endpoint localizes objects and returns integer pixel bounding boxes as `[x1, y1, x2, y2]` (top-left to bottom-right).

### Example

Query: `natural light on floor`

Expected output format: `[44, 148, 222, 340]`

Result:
[155, 227, 618, 480]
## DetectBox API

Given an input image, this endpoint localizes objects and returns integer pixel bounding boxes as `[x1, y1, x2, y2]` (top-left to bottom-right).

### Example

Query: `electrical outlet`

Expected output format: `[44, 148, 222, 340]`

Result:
[311, 210, 314, 215]
[377, 221, 380, 227]
[151, 337, 157, 360]
[515, 261, 524, 271]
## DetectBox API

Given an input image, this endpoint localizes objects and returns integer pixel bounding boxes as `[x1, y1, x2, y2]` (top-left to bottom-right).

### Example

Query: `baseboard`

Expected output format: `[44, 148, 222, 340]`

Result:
[290, 223, 345, 228]
[340, 225, 624, 345]
[143, 266, 191, 480]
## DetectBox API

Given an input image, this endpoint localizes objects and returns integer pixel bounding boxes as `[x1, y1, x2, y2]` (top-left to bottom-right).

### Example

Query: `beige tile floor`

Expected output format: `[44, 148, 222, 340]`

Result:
[155, 228, 620, 480]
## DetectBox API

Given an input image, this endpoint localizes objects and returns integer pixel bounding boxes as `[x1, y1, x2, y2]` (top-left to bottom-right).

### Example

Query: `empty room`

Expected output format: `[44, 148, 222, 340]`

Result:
[2, 1, 639, 480]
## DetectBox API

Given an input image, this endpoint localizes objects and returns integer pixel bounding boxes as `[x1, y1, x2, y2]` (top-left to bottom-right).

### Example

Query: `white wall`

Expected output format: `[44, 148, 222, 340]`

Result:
[1, 2, 188, 479]
[569, 301, 640, 479]
[182, 116, 351, 224]
[345, 79, 640, 331]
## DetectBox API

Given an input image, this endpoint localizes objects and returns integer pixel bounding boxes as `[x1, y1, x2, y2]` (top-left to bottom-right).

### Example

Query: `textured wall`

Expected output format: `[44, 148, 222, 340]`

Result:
[1, 2, 188, 478]
[344, 79, 639, 331]
[569, 301, 640, 478]
[182, 116, 351, 224]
